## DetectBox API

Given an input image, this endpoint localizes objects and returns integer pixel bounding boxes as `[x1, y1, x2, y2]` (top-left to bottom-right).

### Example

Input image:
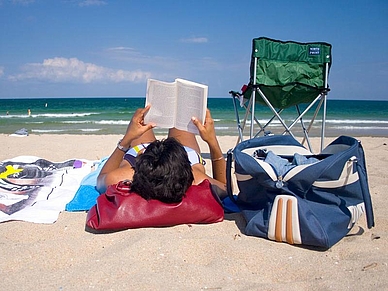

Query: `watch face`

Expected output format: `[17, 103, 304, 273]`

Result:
[117, 140, 128, 152]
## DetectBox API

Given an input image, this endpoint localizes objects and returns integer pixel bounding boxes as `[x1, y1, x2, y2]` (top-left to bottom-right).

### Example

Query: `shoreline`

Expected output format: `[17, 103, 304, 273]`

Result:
[2, 122, 388, 137]
[0, 133, 360, 161]
[1, 134, 387, 290]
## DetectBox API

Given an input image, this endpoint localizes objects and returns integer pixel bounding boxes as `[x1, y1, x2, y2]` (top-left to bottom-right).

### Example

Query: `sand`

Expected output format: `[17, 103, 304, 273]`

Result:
[1, 134, 387, 290]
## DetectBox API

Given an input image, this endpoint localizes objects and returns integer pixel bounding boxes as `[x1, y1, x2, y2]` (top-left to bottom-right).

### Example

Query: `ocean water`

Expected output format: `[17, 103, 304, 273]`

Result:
[1, 97, 387, 137]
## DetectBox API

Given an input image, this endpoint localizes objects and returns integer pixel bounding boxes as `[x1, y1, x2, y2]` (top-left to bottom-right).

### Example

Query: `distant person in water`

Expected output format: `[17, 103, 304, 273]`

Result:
[96, 104, 227, 202]
[28, 109, 31, 116]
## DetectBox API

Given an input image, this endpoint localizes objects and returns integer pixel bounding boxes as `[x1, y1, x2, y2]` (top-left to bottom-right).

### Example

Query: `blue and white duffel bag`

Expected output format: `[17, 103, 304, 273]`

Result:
[226, 135, 375, 249]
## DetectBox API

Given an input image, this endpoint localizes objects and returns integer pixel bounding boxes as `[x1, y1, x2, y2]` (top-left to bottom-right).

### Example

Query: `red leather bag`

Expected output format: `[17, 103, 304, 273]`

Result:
[86, 179, 224, 231]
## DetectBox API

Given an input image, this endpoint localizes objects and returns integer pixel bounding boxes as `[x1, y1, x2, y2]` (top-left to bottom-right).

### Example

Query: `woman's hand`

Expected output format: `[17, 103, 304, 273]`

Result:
[191, 109, 217, 145]
[122, 104, 155, 146]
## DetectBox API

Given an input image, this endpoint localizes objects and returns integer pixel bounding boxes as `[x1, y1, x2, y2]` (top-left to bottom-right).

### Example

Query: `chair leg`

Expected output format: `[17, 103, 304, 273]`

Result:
[231, 93, 244, 143]
[296, 105, 313, 152]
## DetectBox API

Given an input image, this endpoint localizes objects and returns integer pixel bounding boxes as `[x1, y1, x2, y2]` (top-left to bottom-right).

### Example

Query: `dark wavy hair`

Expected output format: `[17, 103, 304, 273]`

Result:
[131, 137, 194, 203]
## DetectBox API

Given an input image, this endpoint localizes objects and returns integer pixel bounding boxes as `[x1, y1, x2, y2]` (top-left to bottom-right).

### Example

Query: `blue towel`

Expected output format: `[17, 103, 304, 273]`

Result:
[65, 185, 100, 211]
[65, 157, 107, 212]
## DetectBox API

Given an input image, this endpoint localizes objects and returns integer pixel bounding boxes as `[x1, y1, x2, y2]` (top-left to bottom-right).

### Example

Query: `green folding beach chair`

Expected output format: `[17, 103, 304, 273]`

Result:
[230, 37, 332, 152]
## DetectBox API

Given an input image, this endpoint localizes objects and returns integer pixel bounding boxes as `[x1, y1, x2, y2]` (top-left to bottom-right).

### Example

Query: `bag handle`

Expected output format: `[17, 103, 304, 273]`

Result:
[226, 149, 237, 204]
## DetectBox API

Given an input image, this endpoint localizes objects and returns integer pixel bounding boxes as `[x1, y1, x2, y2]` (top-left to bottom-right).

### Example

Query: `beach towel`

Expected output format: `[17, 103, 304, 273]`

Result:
[0, 156, 95, 224]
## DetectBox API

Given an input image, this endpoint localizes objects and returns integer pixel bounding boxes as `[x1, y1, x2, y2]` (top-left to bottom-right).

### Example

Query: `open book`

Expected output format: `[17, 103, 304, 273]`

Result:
[144, 78, 208, 134]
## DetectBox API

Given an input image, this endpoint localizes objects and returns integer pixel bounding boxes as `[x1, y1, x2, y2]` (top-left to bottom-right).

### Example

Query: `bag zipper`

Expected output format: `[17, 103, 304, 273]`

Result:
[275, 176, 284, 188]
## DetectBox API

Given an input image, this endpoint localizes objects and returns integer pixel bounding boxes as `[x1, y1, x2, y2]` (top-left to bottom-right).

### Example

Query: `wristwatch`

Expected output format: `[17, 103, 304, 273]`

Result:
[117, 139, 130, 152]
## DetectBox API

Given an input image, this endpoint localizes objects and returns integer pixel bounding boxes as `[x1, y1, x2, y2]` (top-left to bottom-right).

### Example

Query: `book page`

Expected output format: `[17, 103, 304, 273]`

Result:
[175, 79, 208, 134]
[144, 79, 176, 128]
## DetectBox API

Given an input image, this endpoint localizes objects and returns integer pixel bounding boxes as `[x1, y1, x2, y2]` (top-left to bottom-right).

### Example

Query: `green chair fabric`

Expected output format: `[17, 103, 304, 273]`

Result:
[245, 37, 332, 109]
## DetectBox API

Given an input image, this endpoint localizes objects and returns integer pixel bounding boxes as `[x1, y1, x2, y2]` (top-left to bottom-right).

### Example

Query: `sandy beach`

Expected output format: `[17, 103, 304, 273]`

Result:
[1, 134, 387, 290]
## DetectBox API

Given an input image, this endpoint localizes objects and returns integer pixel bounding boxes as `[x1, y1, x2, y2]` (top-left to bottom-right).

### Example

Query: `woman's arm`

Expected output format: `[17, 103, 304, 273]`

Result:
[96, 105, 155, 193]
[191, 109, 227, 188]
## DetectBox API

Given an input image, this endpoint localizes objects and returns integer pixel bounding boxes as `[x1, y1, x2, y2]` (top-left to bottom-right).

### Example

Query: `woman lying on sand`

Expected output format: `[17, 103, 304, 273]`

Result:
[96, 104, 227, 202]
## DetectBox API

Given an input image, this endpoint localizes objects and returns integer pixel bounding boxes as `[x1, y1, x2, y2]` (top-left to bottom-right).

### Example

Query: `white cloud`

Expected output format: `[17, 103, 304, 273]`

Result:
[78, 0, 106, 7]
[8, 57, 151, 83]
[106, 47, 136, 52]
[180, 37, 208, 43]
[0, 66, 4, 77]
[104, 47, 174, 67]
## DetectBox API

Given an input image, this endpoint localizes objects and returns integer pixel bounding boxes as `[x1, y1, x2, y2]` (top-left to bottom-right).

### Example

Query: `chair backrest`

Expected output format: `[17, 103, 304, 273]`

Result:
[246, 37, 332, 109]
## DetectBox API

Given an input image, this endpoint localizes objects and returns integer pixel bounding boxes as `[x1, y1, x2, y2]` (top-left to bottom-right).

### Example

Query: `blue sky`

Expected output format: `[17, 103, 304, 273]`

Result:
[1, 0, 387, 100]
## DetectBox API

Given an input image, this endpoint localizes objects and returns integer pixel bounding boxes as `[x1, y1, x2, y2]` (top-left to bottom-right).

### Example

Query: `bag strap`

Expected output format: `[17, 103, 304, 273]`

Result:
[354, 140, 375, 229]
[226, 149, 238, 204]
[355, 161, 375, 229]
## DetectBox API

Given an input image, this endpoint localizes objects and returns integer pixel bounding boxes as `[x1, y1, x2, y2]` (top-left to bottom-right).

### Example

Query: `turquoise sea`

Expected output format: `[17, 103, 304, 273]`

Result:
[1, 97, 387, 137]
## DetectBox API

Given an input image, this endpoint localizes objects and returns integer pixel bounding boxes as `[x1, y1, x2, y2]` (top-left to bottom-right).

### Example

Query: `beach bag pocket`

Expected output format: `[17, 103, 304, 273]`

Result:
[226, 135, 374, 249]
